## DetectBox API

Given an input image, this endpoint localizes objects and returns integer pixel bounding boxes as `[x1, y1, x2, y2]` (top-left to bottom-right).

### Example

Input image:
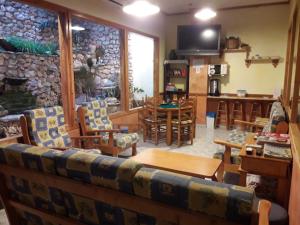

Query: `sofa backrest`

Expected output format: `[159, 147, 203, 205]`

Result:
[23, 106, 72, 148]
[0, 143, 256, 225]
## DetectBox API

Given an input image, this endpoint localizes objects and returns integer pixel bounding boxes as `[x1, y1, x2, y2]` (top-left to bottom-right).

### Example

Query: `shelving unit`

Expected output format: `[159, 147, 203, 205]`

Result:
[245, 57, 281, 68]
[163, 60, 190, 101]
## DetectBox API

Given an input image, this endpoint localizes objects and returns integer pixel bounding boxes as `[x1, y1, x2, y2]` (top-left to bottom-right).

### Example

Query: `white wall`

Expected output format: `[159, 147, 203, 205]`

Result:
[165, 4, 289, 95]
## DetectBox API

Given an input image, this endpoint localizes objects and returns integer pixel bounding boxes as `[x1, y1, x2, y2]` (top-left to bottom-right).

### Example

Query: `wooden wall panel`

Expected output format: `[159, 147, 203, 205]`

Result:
[189, 57, 209, 94]
[289, 124, 300, 225]
[196, 96, 207, 124]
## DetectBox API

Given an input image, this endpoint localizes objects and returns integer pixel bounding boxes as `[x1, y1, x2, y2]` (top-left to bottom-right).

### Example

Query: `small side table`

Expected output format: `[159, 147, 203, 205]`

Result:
[239, 134, 292, 209]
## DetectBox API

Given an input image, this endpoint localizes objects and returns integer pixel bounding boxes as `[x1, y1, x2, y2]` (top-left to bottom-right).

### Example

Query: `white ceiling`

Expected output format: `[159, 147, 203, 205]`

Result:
[108, 0, 289, 15]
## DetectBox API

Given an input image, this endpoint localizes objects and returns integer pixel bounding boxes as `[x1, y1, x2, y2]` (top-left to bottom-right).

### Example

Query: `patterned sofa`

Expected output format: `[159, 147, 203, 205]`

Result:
[0, 143, 269, 225]
[213, 101, 288, 173]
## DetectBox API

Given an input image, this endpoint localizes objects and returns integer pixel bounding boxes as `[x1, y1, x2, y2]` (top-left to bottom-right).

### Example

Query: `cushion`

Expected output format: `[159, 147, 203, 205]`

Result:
[24, 106, 71, 148]
[6, 175, 67, 216]
[55, 149, 142, 194]
[133, 168, 254, 225]
[81, 100, 113, 131]
[102, 132, 139, 149]
[226, 129, 249, 146]
[263, 102, 286, 133]
[63, 192, 138, 225]
[0, 143, 62, 174]
[16, 209, 55, 225]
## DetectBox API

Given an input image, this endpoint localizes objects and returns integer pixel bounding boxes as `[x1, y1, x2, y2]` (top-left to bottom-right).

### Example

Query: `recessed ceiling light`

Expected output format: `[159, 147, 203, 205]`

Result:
[195, 8, 217, 21]
[71, 25, 85, 31]
[123, 1, 160, 17]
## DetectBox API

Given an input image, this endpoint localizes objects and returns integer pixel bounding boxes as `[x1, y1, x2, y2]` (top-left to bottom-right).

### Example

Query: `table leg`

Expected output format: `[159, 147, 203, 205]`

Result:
[277, 178, 289, 209]
[239, 166, 247, 186]
[216, 162, 224, 182]
[166, 111, 172, 146]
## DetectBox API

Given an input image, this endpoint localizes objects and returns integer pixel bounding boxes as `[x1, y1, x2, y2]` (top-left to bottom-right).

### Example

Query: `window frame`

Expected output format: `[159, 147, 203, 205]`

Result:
[13, 0, 160, 129]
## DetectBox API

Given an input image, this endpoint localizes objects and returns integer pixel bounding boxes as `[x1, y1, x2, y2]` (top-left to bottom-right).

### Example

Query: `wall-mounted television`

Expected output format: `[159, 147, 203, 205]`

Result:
[177, 25, 221, 55]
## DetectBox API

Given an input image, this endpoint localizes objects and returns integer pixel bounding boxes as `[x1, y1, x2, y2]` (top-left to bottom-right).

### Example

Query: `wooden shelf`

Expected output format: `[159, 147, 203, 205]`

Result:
[164, 60, 189, 65]
[245, 57, 281, 68]
[222, 47, 251, 58]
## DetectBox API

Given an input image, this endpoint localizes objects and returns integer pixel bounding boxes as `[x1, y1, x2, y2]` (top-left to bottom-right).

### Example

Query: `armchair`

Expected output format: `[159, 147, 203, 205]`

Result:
[20, 106, 102, 151]
[77, 100, 139, 157]
[214, 101, 288, 174]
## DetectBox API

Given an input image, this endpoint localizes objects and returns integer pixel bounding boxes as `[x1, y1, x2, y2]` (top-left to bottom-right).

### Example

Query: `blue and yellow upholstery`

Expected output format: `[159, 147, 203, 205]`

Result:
[6, 175, 67, 216]
[0, 143, 62, 174]
[0, 144, 257, 225]
[24, 106, 71, 148]
[64, 192, 138, 225]
[133, 168, 254, 225]
[55, 149, 142, 194]
[81, 100, 139, 150]
[213, 148, 242, 165]
[262, 102, 286, 133]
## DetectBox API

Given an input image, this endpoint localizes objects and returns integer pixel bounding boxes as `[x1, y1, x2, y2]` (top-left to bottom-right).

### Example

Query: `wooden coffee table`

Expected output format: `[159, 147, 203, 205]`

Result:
[131, 149, 224, 182]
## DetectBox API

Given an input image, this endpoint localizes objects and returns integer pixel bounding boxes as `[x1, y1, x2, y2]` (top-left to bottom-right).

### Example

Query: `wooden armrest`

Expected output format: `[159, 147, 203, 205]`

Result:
[86, 129, 121, 135]
[214, 139, 243, 149]
[71, 136, 103, 140]
[113, 124, 136, 128]
[258, 200, 271, 225]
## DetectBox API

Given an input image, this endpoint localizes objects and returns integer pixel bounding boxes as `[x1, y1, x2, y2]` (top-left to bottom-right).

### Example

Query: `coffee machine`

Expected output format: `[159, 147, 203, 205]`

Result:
[209, 79, 220, 96]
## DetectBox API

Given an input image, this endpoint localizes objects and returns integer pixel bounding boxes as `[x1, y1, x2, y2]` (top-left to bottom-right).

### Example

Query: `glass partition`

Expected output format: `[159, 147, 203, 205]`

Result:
[72, 16, 122, 114]
[128, 32, 154, 109]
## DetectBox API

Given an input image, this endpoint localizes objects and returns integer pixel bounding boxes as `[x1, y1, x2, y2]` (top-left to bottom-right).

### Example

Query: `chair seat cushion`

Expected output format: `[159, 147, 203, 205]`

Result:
[255, 117, 269, 127]
[102, 132, 139, 150]
[226, 129, 249, 145]
[171, 119, 193, 125]
[213, 148, 242, 165]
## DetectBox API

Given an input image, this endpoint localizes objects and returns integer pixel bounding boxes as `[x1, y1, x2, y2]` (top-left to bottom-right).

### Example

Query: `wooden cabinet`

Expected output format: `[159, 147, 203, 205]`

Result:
[189, 57, 209, 124]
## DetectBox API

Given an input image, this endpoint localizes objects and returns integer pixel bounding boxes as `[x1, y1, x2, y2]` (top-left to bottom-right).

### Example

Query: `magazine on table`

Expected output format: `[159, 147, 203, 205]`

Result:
[263, 143, 292, 160]
[256, 132, 291, 147]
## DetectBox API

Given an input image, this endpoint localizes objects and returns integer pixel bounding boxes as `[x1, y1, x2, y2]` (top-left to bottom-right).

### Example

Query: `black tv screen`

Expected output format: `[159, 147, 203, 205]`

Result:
[177, 25, 221, 53]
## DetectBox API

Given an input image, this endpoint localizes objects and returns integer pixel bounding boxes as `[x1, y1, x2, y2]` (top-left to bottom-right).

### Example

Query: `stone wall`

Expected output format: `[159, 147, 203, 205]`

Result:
[0, 0, 58, 43]
[0, 51, 61, 107]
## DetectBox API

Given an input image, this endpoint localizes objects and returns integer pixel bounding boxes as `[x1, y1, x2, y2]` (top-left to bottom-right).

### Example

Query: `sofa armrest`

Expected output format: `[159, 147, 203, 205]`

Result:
[258, 200, 271, 225]
[214, 139, 243, 149]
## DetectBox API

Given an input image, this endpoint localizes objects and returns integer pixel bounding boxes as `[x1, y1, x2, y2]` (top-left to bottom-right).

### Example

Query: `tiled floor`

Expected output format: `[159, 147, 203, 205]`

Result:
[0, 126, 229, 224]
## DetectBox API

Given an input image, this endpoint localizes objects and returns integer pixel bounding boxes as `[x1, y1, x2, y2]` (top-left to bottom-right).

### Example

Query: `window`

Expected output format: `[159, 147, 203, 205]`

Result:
[0, 0, 61, 138]
[72, 16, 122, 114]
[128, 32, 154, 109]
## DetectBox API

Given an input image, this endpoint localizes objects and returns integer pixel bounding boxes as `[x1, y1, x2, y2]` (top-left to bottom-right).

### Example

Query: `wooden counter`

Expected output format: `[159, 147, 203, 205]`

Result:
[207, 95, 277, 101]
[207, 95, 277, 126]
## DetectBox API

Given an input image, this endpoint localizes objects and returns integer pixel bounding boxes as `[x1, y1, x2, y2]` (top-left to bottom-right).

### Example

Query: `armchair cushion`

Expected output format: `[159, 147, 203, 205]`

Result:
[81, 100, 113, 131]
[263, 102, 286, 133]
[102, 132, 139, 149]
[133, 168, 254, 225]
[226, 129, 249, 145]
[24, 106, 71, 148]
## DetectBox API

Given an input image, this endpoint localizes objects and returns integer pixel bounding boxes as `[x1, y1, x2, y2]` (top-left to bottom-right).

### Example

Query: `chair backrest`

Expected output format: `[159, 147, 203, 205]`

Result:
[22, 106, 71, 148]
[79, 100, 113, 134]
[177, 100, 194, 121]
[263, 102, 288, 133]
[143, 96, 160, 121]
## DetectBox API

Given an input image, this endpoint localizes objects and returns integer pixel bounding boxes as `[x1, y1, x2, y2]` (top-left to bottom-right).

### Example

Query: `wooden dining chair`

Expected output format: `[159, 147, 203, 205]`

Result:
[171, 101, 195, 147]
[142, 96, 167, 145]
[187, 97, 197, 138]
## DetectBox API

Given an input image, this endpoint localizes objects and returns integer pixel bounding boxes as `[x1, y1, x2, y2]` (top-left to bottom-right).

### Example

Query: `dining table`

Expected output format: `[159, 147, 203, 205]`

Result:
[157, 104, 193, 146]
